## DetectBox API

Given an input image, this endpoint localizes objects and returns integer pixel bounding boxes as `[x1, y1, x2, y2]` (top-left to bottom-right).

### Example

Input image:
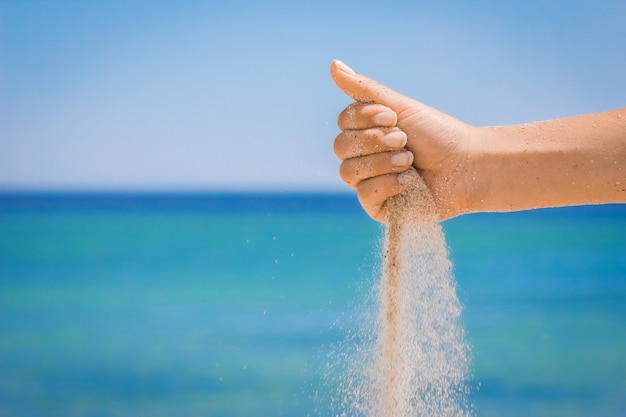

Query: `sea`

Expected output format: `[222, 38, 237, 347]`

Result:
[1, 192, 625, 417]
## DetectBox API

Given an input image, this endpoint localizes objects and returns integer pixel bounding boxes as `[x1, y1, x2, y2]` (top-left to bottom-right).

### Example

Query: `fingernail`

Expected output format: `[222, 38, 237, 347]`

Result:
[333, 60, 356, 75]
[382, 131, 407, 148]
[391, 151, 414, 167]
[372, 111, 397, 126]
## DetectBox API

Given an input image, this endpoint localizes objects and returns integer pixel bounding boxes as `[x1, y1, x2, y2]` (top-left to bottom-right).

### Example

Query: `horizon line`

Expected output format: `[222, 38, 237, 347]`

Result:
[0, 188, 353, 196]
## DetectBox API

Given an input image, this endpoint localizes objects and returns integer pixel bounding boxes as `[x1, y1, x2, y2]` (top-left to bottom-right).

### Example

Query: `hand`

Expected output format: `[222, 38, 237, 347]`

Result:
[331, 60, 477, 222]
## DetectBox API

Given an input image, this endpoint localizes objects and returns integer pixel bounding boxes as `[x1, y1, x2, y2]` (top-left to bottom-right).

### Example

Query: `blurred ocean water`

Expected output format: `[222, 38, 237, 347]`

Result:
[1, 193, 625, 417]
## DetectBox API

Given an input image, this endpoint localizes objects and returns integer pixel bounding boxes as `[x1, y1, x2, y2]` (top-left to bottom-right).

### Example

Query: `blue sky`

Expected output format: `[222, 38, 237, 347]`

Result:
[1, 0, 625, 191]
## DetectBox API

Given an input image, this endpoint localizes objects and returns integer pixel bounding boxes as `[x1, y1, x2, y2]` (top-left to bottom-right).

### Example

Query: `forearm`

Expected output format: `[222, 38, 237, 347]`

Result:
[466, 108, 626, 213]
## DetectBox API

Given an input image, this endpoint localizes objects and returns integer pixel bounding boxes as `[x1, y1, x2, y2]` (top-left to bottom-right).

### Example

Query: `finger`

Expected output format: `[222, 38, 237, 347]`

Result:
[337, 102, 397, 131]
[339, 151, 414, 188]
[330, 60, 420, 114]
[334, 128, 407, 160]
[356, 174, 406, 222]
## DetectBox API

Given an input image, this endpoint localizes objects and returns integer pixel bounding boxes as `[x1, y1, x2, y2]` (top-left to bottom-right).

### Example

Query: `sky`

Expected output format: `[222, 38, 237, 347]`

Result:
[1, 0, 625, 191]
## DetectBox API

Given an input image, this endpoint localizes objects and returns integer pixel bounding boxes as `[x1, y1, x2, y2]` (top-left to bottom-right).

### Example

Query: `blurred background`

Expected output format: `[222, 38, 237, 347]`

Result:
[1, 1, 625, 416]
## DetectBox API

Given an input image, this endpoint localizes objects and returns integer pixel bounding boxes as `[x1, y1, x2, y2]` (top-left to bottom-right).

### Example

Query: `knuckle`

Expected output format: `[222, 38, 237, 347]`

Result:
[355, 176, 393, 222]
[356, 176, 382, 200]
[333, 133, 347, 159]
[357, 174, 401, 203]
[337, 103, 359, 130]
[339, 160, 356, 187]
[335, 131, 362, 159]
[338, 102, 394, 131]
[336, 114, 347, 131]
[363, 128, 383, 141]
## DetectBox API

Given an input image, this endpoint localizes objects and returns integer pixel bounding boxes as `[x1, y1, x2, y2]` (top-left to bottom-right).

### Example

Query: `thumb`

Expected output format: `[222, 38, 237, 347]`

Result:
[330, 60, 415, 114]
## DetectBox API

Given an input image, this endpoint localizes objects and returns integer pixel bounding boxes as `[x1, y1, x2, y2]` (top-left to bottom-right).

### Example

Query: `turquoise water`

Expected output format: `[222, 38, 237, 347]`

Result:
[1, 194, 625, 417]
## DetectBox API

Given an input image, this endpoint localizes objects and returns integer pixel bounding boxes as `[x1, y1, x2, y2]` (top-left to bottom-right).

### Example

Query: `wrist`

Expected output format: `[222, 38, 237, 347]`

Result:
[461, 124, 539, 214]
[457, 126, 499, 214]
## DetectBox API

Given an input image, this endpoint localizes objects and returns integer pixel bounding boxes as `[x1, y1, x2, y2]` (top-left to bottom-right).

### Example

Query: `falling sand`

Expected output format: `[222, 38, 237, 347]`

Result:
[328, 169, 472, 417]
